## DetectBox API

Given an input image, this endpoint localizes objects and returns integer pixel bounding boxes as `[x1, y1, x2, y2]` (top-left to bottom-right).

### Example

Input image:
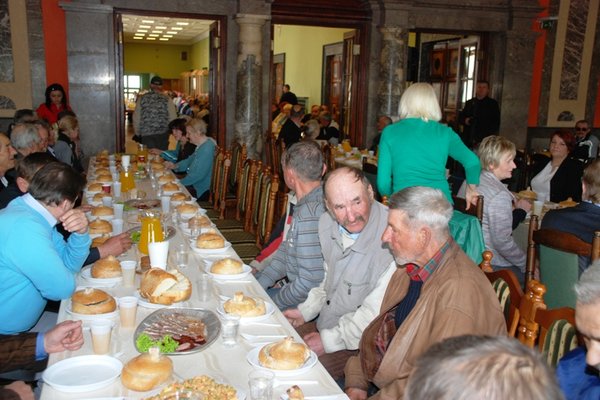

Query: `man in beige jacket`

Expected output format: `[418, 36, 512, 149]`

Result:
[344, 186, 505, 399]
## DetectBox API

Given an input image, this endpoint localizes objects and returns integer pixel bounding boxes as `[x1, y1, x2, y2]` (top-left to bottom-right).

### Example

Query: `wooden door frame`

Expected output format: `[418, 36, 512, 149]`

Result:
[112, 9, 228, 150]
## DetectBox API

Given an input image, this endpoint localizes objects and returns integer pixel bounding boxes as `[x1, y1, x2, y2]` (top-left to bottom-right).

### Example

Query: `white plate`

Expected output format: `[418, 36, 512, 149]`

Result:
[205, 263, 252, 280]
[217, 298, 275, 322]
[191, 241, 232, 255]
[134, 291, 187, 309]
[246, 346, 318, 377]
[65, 302, 119, 321]
[80, 267, 123, 286]
[42, 355, 122, 393]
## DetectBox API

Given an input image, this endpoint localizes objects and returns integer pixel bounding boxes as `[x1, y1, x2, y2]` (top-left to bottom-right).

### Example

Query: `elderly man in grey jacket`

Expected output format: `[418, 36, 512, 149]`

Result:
[284, 166, 396, 380]
[256, 141, 327, 310]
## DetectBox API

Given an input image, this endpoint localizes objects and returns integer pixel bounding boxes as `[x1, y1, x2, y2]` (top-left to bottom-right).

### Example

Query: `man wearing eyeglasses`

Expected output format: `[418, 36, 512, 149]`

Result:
[572, 120, 599, 162]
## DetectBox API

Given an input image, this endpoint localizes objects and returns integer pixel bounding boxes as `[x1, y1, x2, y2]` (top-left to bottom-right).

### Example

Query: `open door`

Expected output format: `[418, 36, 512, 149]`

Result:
[209, 21, 225, 146]
[114, 13, 126, 153]
[341, 30, 362, 145]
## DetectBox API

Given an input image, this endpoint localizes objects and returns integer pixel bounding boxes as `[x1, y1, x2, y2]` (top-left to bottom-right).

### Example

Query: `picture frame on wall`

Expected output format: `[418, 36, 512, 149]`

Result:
[447, 48, 459, 78]
[445, 81, 457, 109]
[430, 50, 445, 79]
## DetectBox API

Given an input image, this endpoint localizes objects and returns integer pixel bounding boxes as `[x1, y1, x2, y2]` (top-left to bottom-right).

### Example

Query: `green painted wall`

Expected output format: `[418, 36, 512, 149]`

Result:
[273, 25, 349, 107]
[124, 43, 193, 79]
[191, 37, 210, 70]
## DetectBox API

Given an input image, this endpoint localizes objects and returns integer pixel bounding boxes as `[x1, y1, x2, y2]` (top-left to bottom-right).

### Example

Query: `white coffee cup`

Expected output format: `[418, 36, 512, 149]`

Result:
[113, 202, 124, 219]
[90, 319, 113, 355]
[148, 241, 169, 270]
[120, 260, 137, 287]
[533, 200, 544, 216]
[112, 181, 122, 198]
[121, 155, 130, 169]
[118, 296, 138, 329]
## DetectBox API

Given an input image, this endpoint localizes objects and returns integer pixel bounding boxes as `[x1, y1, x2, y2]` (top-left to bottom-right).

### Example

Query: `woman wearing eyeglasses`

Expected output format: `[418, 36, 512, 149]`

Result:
[530, 130, 584, 203]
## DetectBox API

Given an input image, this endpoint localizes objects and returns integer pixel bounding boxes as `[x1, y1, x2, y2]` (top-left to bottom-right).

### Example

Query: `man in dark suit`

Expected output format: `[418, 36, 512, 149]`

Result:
[458, 81, 501, 148]
[0, 320, 83, 399]
[542, 159, 600, 274]
[279, 84, 298, 106]
[278, 104, 304, 149]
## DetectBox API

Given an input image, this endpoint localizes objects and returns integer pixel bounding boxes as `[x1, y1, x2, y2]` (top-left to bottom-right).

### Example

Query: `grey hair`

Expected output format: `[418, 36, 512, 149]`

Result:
[406, 335, 564, 400]
[11, 122, 41, 151]
[399, 82, 442, 122]
[304, 120, 320, 140]
[186, 118, 207, 136]
[281, 140, 324, 182]
[575, 260, 600, 305]
[388, 186, 452, 239]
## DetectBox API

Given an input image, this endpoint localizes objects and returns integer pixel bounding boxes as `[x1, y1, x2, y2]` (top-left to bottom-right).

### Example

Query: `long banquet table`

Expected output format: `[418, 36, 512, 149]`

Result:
[39, 158, 347, 400]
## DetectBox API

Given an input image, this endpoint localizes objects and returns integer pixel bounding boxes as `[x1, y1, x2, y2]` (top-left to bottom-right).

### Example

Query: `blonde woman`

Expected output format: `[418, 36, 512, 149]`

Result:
[55, 115, 84, 172]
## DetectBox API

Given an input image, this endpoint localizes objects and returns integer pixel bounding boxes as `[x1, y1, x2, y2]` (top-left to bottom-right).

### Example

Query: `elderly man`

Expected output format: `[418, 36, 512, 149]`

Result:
[0, 162, 90, 334]
[344, 186, 505, 400]
[284, 167, 395, 380]
[279, 104, 304, 149]
[557, 260, 600, 399]
[10, 122, 42, 159]
[133, 75, 177, 150]
[256, 141, 327, 309]
[0, 133, 17, 194]
[406, 335, 564, 400]
[572, 119, 599, 161]
[459, 80, 500, 147]
[317, 111, 341, 145]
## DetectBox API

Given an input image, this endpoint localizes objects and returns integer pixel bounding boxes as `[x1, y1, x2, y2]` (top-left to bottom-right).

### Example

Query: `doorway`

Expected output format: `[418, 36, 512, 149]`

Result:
[113, 11, 226, 152]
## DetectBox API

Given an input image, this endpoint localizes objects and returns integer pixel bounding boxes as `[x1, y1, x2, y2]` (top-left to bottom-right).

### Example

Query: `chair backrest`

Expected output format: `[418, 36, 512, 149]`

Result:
[207, 146, 223, 204]
[236, 159, 254, 221]
[244, 160, 262, 232]
[322, 143, 336, 172]
[217, 151, 233, 218]
[452, 194, 484, 224]
[256, 173, 280, 247]
[229, 142, 247, 190]
[529, 226, 597, 309]
[535, 307, 579, 367]
[273, 138, 285, 178]
[517, 279, 547, 348]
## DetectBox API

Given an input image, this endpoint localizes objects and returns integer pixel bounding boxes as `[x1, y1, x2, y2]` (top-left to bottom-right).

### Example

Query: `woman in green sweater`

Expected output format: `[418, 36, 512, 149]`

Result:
[377, 83, 481, 206]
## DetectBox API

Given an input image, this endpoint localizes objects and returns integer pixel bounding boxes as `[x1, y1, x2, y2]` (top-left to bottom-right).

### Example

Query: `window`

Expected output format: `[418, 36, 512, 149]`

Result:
[124, 75, 141, 107]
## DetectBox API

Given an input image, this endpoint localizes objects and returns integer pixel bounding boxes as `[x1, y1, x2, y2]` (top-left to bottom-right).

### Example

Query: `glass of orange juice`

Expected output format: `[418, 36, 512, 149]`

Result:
[138, 211, 164, 255]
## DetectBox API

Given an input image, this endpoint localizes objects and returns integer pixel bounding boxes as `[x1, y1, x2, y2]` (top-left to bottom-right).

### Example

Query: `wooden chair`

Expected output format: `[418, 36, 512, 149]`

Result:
[452, 194, 484, 224]
[480, 251, 524, 337]
[198, 146, 222, 210]
[535, 306, 579, 367]
[216, 150, 232, 218]
[526, 217, 600, 308]
[255, 173, 280, 248]
[516, 279, 547, 348]
[322, 143, 336, 172]
[236, 159, 255, 222]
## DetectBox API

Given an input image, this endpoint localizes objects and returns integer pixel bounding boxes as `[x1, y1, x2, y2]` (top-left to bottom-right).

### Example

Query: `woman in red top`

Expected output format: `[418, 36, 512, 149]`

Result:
[36, 83, 73, 124]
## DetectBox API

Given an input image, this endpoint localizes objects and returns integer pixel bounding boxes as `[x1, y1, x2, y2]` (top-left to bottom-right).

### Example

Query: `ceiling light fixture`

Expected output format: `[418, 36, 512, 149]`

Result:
[137, 29, 148, 33]
[156, 26, 167, 30]
[133, 37, 143, 40]
[166, 31, 177, 34]
[151, 30, 161, 33]
[162, 35, 173, 38]
[159, 38, 169, 41]
[142, 20, 154, 23]
[171, 27, 183, 31]
[176, 22, 189, 26]
[147, 37, 156, 40]
[139, 25, 151, 29]
[148, 34, 159, 37]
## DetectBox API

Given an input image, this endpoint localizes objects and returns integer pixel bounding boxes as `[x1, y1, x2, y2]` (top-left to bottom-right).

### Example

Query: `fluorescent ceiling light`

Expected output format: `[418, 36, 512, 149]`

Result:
[166, 31, 178, 34]
[176, 22, 189, 26]
[148, 34, 159, 37]
[162, 35, 173, 38]
[159, 38, 168, 41]
[137, 29, 148, 33]
[142, 20, 154, 23]
[147, 38, 156, 40]
[171, 27, 183, 31]
[156, 26, 167, 30]
[151, 30, 161, 33]
[139, 25, 151, 29]
[133, 36, 143, 40]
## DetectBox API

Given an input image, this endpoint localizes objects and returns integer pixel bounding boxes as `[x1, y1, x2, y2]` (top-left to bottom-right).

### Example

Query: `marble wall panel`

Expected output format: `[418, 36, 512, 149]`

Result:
[559, 0, 588, 100]
[0, 0, 15, 83]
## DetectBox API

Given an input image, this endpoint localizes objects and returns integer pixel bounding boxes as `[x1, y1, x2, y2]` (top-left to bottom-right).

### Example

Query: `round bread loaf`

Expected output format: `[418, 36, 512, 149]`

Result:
[91, 235, 110, 247]
[158, 175, 174, 184]
[95, 167, 110, 175]
[162, 182, 179, 192]
[96, 173, 113, 183]
[223, 292, 266, 317]
[188, 215, 211, 228]
[87, 182, 103, 193]
[196, 233, 225, 249]
[71, 288, 116, 314]
[211, 258, 243, 275]
[91, 255, 122, 278]
[171, 192, 189, 202]
[89, 219, 113, 235]
[91, 205, 114, 217]
[151, 162, 165, 171]
[518, 187, 537, 201]
[177, 203, 198, 215]
[121, 348, 173, 391]
[92, 192, 110, 202]
[140, 268, 192, 305]
[258, 337, 310, 370]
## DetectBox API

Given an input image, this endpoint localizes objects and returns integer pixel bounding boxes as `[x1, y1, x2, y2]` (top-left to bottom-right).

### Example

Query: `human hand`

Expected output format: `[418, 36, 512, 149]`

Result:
[303, 332, 325, 356]
[515, 198, 532, 212]
[60, 208, 89, 234]
[283, 308, 305, 328]
[77, 204, 93, 213]
[465, 184, 480, 211]
[4, 381, 33, 400]
[346, 387, 368, 400]
[149, 148, 162, 155]
[97, 232, 133, 258]
[44, 320, 84, 354]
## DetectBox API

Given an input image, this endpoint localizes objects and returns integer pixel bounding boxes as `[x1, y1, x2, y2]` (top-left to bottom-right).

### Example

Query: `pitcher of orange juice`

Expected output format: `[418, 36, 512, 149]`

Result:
[138, 210, 164, 255]
[137, 143, 148, 163]
[120, 165, 136, 193]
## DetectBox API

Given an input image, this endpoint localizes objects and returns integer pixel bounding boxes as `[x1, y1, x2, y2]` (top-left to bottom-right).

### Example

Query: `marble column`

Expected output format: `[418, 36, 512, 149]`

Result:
[377, 26, 408, 120]
[234, 14, 269, 160]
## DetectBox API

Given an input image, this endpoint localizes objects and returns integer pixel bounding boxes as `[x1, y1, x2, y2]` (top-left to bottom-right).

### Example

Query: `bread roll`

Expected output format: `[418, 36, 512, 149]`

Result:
[223, 292, 266, 317]
[151, 162, 165, 171]
[196, 233, 225, 249]
[121, 347, 173, 391]
[518, 187, 537, 201]
[92, 193, 110, 202]
[91, 255, 122, 278]
[258, 337, 310, 370]
[87, 182, 103, 193]
[140, 268, 192, 305]
[91, 205, 114, 217]
[89, 218, 112, 235]
[162, 182, 179, 192]
[96, 173, 113, 183]
[71, 288, 116, 314]
[171, 192, 189, 202]
[287, 385, 305, 400]
[91, 235, 110, 247]
[158, 175, 174, 184]
[210, 258, 243, 274]
[188, 215, 211, 228]
[177, 203, 198, 215]
[95, 167, 110, 175]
